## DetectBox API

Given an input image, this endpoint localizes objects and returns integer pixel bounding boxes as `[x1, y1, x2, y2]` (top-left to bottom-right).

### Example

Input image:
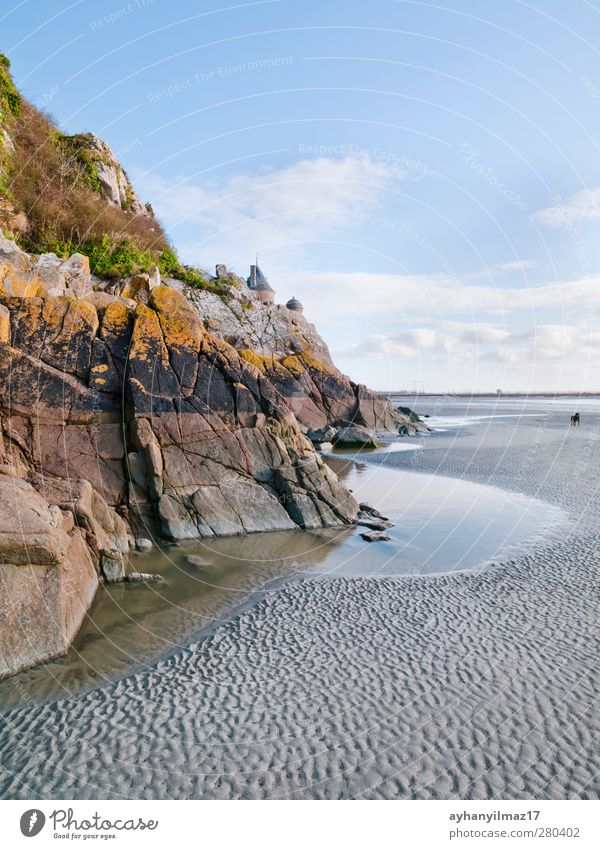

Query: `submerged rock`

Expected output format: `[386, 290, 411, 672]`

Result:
[356, 514, 392, 531]
[359, 502, 389, 521]
[361, 530, 392, 542]
[126, 572, 162, 583]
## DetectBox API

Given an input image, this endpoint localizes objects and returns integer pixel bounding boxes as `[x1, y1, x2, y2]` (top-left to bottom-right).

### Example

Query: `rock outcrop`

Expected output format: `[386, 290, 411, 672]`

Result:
[58, 133, 148, 216]
[0, 234, 426, 678]
[168, 274, 418, 435]
[0, 239, 373, 676]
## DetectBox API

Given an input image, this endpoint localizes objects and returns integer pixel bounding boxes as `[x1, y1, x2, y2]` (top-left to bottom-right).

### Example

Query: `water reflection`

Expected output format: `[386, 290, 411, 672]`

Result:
[0, 458, 562, 705]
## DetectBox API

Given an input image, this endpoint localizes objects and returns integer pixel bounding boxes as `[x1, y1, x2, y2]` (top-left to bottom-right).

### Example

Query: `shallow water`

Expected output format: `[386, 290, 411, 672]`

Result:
[0, 453, 563, 705]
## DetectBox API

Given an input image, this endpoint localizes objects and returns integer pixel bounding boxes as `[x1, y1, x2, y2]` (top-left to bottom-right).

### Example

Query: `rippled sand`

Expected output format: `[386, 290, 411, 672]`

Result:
[1, 407, 599, 799]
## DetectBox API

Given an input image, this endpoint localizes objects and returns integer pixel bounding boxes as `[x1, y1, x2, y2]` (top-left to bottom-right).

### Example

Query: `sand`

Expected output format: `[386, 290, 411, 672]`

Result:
[0, 402, 599, 799]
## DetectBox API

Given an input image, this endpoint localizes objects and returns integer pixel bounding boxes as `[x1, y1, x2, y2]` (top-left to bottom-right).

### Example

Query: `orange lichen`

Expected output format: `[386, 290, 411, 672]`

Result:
[148, 285, 202, 353]
[101, 300, 131, 335]
[130, 303, 171, 369]
[238, 348, 267, 373]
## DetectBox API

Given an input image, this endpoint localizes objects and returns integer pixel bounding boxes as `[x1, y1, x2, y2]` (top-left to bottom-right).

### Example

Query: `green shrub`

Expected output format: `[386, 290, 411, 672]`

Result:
[0, 54, 21, 119]
[78, 236, 154, 279]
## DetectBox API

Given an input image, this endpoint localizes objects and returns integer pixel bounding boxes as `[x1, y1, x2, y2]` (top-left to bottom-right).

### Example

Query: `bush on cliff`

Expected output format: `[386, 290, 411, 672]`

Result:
[0, 54, 21, 119]
[0, 55, 228, 293]
[5, 101, 170, 258]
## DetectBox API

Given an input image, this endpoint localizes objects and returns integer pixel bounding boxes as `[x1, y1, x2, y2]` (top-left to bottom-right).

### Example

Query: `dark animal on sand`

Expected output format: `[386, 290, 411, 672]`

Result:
[571, 413, 580, 426]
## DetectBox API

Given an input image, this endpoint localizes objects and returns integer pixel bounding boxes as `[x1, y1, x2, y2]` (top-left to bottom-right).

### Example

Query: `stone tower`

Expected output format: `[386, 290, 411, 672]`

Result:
[247, 263, 275, 306]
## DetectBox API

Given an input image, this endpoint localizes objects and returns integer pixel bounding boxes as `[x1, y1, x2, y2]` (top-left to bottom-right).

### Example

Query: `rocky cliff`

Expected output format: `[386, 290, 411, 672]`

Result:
[166, 271, 407, 435]
[0, 234, 422, 678]
[0, 53, 422, 678]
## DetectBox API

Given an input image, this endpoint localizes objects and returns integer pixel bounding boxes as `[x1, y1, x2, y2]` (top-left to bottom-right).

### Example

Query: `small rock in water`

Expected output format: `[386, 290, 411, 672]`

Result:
[315, 441, 334, 453]
[186, 555, 212, 568]
[333, 425, 379, 448]
[357, 516, 392, 531]
[100, 548, 126, 583]
[126, 572, 162, 583]
[361, 530, 391, 542]
[135, 537, 153, 552]
[359, 501, 388, 520]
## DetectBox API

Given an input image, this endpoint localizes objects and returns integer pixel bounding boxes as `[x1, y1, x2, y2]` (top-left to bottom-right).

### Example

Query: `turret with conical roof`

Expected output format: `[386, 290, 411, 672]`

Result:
[247, 262, 275, 305]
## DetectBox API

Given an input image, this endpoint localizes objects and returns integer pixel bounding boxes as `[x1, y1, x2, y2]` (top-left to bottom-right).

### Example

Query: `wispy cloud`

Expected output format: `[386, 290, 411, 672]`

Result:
[493, 259, 539, 272]
[134, 156, 405, 264]
[533, 188, 600, 228]
[279, 269, 600, 317]
[335, 321, 599, 369]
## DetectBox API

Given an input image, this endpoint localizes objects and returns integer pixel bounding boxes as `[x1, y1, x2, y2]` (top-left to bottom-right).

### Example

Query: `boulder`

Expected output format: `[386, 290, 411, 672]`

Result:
[307, 425, 337, 443]
[356, 515, 392, 531]
[32, 253, 67, 297]
[100, 548, 126, 583]
[0, 474, 98, 679]
[0, 235, 30, 273]
[361, 530, 391, 542]
[60, 253, 92, 297]
[333, 425, 380, 449]
[359, 501, 389, 520]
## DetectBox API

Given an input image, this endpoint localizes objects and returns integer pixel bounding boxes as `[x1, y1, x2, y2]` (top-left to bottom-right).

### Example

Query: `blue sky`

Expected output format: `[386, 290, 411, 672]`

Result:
[4, 0, 600, 391]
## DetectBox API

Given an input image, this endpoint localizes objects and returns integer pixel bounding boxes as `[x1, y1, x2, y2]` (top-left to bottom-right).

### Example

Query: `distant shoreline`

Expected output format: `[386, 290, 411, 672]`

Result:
[379, 391, 600, 398]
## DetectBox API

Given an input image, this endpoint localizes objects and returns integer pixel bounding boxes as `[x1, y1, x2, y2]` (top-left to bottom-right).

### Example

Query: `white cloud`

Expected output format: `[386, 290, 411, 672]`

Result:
[134, 156, 404, 263]
[278, 269, 600, 318]
[336, 321, 598, 370]
[533, 188, 600, 228]
[494, 259, 538, 272]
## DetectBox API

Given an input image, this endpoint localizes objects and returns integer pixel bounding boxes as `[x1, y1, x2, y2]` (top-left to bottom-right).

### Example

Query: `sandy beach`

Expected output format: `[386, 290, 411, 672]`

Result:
[1, 397, 599, 800]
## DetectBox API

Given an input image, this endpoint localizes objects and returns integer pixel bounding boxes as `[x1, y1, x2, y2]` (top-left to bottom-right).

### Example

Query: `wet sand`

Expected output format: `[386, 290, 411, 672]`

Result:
[0, 400, 598, 799]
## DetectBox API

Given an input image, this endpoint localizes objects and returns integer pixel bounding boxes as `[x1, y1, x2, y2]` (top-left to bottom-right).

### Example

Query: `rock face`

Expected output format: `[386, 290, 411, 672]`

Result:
[169, 277, 417, 434]
[67, 133, 147, 215]
[0, 239, 372, 676]
[0, 238, 424, 678]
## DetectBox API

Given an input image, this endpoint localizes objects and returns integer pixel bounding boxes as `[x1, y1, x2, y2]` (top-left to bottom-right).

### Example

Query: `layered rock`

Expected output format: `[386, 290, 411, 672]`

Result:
[169, 276, 415, 434]
[0, 237, 422, 677]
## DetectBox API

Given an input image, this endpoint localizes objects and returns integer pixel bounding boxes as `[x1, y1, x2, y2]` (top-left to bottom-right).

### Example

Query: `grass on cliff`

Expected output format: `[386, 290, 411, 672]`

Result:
[5, 101, 171, 263]
[0, 56, 225, 291]
[0, 54, 21, 120]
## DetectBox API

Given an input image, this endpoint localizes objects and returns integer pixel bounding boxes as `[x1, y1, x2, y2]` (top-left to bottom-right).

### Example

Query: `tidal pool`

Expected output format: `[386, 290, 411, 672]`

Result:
[0, 459, 563, 704]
